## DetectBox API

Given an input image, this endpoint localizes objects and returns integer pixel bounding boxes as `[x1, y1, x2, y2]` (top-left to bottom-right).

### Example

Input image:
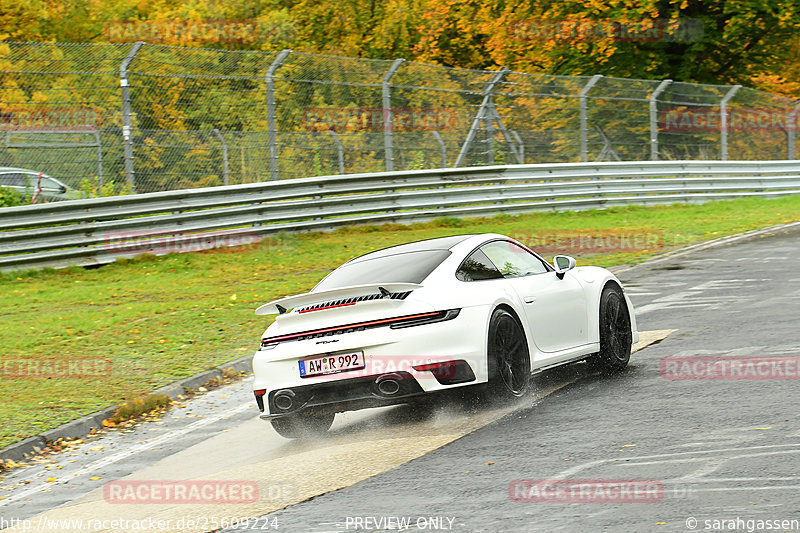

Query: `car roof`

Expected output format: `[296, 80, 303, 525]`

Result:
[0, 167, 49, 174]
[347, 234, 475, 264]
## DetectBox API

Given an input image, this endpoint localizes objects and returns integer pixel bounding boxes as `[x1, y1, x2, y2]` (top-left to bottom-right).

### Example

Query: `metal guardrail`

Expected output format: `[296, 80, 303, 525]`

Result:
[2, 160, 799, 271]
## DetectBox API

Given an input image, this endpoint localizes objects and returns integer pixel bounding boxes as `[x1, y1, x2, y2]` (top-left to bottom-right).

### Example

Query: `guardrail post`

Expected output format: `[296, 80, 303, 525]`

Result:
[265, 49, 292, 180]
[720, 85, 741, 160]
[212, 128, 229, 186]
[579, 74, 603, 162]
[120, 41, 144, 192]
[431, 131, 446, 168]
[328, 131, 345, 174]
[455, 68, 509, 168]
[382, 59, 405, 172]
[649, 79, 672, 160]
[787, 101, 800, 159]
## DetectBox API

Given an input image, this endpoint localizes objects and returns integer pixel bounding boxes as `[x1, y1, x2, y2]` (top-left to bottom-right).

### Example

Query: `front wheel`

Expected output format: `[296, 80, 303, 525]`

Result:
[487, 308, 531, 398]
[589, 285, 632, 372]
[270, 411, 335, 439]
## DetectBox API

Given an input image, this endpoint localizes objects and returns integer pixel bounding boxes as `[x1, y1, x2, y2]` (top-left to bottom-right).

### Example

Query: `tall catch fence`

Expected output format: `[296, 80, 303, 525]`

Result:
[1, 41, 798, 195]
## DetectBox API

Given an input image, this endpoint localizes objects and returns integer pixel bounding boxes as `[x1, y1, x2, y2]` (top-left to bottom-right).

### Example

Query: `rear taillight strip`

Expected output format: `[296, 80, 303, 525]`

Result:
[261, 309, 460, 346]
[298, 302, 356, 314]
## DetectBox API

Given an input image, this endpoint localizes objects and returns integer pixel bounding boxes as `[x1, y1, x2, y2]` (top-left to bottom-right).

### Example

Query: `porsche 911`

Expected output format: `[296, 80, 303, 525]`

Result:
[251, 233, 638, 438]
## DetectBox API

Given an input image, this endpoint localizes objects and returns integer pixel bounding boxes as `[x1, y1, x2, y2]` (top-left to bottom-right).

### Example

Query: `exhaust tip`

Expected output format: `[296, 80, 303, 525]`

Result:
[375, 374, 402, 396]
[274, 389, 295, 411]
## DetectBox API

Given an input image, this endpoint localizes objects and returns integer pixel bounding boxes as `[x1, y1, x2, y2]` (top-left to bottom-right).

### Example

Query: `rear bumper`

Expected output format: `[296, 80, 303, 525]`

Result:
[257, 371, 427, 420]
[252, 305, 490, 417]
[257, 360, 477, 419]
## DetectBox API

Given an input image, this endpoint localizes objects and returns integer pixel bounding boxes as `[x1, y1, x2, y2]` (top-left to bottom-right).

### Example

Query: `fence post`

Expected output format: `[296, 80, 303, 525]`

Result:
[212, 128, 229, 185]
[382, 59, 406, 172]
[455, 68, 509, 168]
[92, 131, 104, 190]
[328, 131, 345, 174]
[265, 49, 292, 180]
[579, 74, 603, 162]
[720, 85, 741, 160]
[511, 130, 524, 163]
[787, 101, 800, 159]
[649, 79, 672, 160]
[431, 131, 447, 168]
[486, 113, 496, 165]
[120, 41, 144, 192]
[483, 100, 523, 164]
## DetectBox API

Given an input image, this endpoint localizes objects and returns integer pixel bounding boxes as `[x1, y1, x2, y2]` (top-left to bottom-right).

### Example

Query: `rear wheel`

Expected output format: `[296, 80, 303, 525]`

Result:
[487, 308, 530, 398]
[270, 411, 335, 439]
[589, 285, 632, 372]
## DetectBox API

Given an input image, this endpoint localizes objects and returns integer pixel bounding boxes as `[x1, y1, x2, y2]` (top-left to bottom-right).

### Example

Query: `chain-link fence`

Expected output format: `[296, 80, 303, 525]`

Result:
[2, 41, 798, 195]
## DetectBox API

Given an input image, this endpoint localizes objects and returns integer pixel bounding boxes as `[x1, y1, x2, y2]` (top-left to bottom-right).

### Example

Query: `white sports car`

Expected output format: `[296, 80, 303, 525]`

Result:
[252, 233, 638, 438]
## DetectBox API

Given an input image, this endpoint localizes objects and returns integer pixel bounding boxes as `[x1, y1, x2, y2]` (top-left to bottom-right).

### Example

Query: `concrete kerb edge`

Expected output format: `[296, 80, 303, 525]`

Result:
[4, 219, 800, 463]
[0, 437, 48, 463]
[0, 354, 253, 463]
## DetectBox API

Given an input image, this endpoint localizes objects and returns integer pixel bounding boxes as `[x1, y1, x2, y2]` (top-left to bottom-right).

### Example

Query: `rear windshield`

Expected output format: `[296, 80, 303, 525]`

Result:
[314, 250, 451, 291]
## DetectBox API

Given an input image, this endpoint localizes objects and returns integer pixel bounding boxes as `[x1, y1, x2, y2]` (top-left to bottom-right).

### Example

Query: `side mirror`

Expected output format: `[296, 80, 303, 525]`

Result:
[554, 255, 576, 279]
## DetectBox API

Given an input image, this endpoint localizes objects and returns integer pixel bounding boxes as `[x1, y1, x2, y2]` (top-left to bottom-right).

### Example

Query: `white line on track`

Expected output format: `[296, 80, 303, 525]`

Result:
[0, 403, 252, 507]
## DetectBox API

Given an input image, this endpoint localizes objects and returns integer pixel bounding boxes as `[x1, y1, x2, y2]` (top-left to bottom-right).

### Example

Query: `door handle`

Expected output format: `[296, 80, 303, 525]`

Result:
[524, 296, 536, 304]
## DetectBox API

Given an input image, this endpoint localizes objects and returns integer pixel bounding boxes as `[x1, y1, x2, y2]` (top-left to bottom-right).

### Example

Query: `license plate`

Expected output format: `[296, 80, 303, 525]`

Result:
[299, 351, 365, 378]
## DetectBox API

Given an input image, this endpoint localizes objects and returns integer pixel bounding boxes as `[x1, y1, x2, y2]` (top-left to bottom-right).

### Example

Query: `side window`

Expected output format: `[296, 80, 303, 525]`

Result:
[480, 241, 549, 278]
[38, 177, 60, 189]
[456, 249, 504, 282]
[0, 173, 25, 187]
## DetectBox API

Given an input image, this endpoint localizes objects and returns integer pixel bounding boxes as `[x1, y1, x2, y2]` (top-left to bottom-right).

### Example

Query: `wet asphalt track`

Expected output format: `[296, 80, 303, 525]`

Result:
[225, 227, 800, 533]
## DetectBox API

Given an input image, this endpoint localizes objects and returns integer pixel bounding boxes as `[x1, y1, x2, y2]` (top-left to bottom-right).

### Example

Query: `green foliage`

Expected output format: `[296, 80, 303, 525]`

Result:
[2, 0, 799, 89]
[0, 186, 24, 207]
[78, 177, 129, 199]
[408, 151, 427, 170]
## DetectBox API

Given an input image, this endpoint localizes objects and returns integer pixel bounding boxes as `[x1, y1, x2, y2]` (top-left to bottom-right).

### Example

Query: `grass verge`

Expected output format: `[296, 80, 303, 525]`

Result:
[1, 196, 799, 449]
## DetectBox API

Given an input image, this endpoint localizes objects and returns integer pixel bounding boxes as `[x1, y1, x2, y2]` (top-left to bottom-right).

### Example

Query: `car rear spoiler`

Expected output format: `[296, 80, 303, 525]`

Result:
[255, 283, 424, 315]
